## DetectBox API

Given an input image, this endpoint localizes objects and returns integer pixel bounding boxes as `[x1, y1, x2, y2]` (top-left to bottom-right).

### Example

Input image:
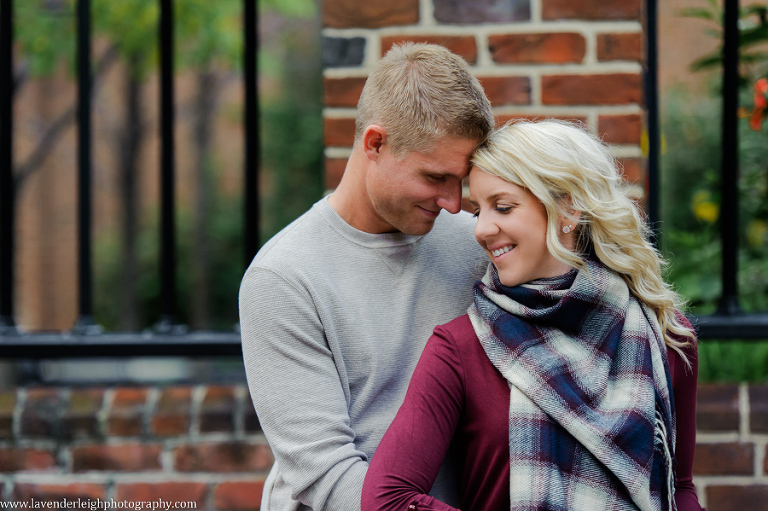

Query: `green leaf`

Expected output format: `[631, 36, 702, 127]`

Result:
[690, 53, 723, 71]
[680, 7, 719, 22]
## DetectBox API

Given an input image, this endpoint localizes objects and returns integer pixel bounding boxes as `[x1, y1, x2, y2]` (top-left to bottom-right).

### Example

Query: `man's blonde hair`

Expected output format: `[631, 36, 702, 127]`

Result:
[355, 43, 494, 157]
[472, 120, 695, 360]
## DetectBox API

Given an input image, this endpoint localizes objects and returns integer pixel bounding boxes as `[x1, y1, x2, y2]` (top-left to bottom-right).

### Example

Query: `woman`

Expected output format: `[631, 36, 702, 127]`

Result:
[362, 121, 704, 511]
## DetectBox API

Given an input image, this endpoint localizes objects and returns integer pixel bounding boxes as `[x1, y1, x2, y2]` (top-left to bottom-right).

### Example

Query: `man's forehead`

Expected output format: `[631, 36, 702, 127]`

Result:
[418, 138, 478, 170]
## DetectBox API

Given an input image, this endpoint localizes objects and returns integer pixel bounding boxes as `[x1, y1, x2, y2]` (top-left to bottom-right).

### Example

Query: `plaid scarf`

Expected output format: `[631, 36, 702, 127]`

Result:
[468, 258, 676, 511]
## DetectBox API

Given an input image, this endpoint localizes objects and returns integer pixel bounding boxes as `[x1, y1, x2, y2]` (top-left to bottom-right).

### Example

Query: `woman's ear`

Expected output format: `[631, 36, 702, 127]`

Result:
[362, 125, 386, 161]
[558, 195, 581, 233]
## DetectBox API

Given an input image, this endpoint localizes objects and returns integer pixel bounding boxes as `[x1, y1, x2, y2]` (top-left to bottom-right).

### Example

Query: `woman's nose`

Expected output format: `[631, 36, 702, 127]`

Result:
[474, 210, 498, 240]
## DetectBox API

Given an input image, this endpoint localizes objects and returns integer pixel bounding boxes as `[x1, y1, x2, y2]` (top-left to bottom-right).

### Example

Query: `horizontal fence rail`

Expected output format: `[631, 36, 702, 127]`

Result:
[0, 331, 242, 358]
[0, 0, 766, 359]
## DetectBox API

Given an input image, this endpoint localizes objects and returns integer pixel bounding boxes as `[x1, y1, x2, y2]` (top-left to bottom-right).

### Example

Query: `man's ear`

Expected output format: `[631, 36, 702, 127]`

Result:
[362, 125, 386, 161]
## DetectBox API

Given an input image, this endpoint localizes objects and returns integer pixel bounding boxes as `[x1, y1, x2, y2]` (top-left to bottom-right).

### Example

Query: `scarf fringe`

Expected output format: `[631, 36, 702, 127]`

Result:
[655, 408, 677, 511]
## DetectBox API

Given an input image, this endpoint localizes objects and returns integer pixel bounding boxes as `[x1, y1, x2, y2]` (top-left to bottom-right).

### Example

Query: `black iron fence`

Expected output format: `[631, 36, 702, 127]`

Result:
[0, 0, 765, 360]
[684, 0, 768, 338]
[0, 0, 257, 356]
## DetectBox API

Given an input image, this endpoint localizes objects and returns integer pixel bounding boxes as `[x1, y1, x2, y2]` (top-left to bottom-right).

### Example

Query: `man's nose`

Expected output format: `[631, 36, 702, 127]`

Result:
[435, 181, 462, 214]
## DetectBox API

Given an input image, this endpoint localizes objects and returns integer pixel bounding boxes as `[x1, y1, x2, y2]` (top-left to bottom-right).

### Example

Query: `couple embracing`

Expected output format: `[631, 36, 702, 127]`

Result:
[240, 43, 703, 511]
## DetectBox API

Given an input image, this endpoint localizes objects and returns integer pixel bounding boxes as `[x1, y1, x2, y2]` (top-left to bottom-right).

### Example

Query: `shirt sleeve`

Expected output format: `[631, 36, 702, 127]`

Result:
[670, 322, 706, 511]
[239, 266, 368, 510]
[362, 326, 465, 511]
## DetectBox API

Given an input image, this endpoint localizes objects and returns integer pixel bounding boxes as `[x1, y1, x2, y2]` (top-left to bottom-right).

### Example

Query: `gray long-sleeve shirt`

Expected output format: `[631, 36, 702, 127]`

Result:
[239, 197, 486, 510]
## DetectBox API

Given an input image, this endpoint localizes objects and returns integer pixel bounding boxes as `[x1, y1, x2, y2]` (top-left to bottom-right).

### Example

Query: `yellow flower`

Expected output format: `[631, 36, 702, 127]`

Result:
[746, 220, 767, 248]
[691, 190, 719, 224]
[641, 130, 667, 157]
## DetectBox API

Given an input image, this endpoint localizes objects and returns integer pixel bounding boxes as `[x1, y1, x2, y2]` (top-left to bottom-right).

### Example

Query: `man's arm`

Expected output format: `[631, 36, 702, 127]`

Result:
[240, 266, 368, 509]
[362, 327, 464, 511]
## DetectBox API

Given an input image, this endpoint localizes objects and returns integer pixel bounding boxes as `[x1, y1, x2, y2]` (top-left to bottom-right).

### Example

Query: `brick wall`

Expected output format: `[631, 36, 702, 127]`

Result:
[322, 0, 646, 195]
[1, 383, 767, 510]
[0, 385, 269, 509]
[694, 384, 768, 509]
[2, 2, 764, 511]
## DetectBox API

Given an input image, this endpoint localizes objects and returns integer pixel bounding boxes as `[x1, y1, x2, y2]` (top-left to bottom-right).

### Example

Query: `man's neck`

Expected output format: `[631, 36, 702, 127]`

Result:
[327, 150, 394, 234]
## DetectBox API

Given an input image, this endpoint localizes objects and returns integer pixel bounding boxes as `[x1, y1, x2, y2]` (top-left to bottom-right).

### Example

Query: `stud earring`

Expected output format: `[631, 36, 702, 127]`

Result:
[562, 225, 572, 234]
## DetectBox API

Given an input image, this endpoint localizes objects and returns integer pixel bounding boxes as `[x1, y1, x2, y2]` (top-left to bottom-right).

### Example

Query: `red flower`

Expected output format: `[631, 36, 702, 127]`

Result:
[749, 77, 768, 131]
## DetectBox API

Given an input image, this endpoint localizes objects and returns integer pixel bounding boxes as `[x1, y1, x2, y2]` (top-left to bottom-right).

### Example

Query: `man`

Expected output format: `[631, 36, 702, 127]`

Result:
[239, 43, 494, 510]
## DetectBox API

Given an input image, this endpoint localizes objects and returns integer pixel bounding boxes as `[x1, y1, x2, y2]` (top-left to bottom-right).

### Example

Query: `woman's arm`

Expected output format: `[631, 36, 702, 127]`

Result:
[362, 326, 466, 511]
[670, 319, 706, 511]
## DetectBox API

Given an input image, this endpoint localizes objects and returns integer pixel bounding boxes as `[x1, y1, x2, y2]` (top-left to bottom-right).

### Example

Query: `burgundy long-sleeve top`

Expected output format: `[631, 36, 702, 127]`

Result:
[362, 314, 704, 511]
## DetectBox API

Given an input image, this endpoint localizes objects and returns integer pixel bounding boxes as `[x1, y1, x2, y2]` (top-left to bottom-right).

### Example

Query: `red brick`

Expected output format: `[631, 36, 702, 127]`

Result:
[766, 444, 768, 473]
[597, 33, 642, 62]
[324, 77, 366, 108]
[478, 76, 531, 106]
[324, 158, 347, 190]
[323, 0, 418, 29]
[324, 117, 356, 148]
[200, 386, 236, 434]
[697, 384, 740, 431]
[542, 74, 642, 105]
[108, 387, 148, 437]
[693, 442, 754, 476]
[72, 443, 162, 472]
[215, 480, 265, 511]
[0, 447, 57, 472]
[13, 483, 105, 502]
[489, 33, 586, 64]
[542, 0, 641, 21]
[174, 442, 273, 473]
[151, 387, 192, 437]
[598, 114, 642, 145]
[0, 391, 15, 439]
[20, 388, 63, 438]
[116, 483, 207, 507]
[381, 35, 477, 63]
[750, 384, 768, 433]
[64, 388, 104, 439]
[433, 0, 530, 24]
[618, 157, 643, 184]
[706, 485, 768, 511]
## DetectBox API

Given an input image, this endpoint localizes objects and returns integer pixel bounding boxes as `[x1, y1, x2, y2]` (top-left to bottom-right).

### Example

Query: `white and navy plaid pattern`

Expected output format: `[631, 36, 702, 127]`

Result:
[469, 258, 676, 511]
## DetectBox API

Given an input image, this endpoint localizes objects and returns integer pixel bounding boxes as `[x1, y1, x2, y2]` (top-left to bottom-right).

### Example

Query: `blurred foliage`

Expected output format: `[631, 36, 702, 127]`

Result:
[697, 340, 768, 383]
[13, 0, 76, 76]
[12, 0, 317, 77]
[661, 1, 768, 382]
[260, 25, 324, 242]
[661, 91, 768, 315]
[11, 0, 323, 330]
[95, 195, 245, 330]
[681, 0, 768, 81]
[91, 3, 323, 330]
[660, 95, 768, 382]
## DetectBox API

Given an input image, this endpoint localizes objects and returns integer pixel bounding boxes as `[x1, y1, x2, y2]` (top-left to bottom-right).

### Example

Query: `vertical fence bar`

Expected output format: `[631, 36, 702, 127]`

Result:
[717, 0, 742, 316]
[644, 0, 660, 244]
[74, 0, 98, 333]
[158, 0, 178, 331]
[243, 0, 260, 268]
[0, 0, 16, 333]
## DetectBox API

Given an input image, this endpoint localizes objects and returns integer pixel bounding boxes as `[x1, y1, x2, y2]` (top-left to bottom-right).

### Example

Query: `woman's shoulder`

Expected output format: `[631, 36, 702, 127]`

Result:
[431, 314, 494, 368]
[670, 310, 699, 355]
[673, 310, 695, 333]
[433, 314, 477, 344]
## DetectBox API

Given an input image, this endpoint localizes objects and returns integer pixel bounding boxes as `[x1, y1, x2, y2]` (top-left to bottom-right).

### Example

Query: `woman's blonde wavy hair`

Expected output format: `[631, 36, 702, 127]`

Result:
[471, 120, 695, 359]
